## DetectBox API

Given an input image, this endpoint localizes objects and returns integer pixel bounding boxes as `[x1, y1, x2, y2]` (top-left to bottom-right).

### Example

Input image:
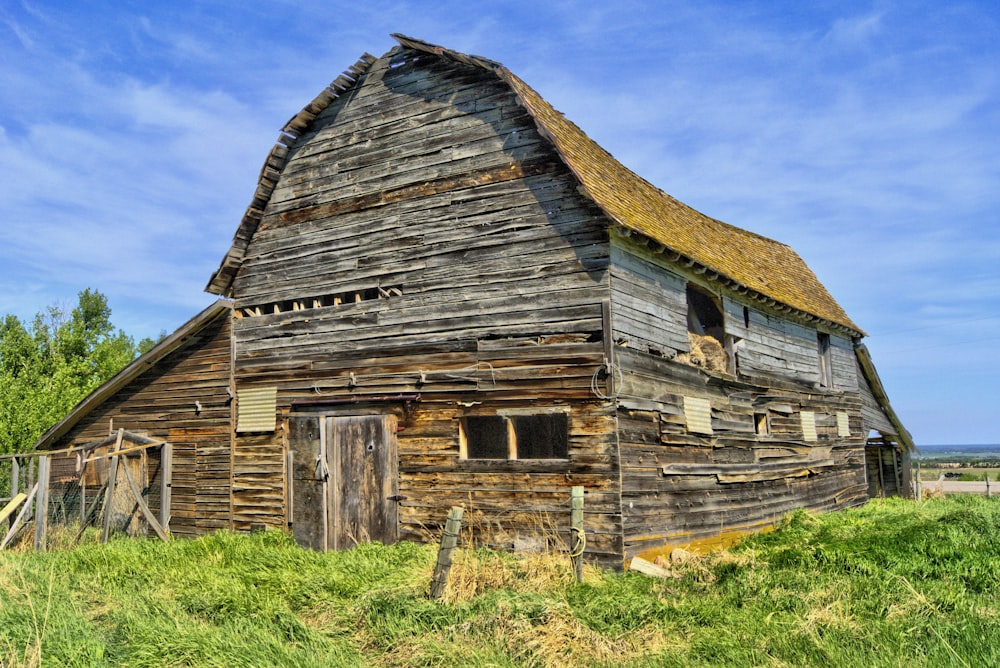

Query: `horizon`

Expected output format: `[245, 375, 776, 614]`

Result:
[2, 1, 997, 445]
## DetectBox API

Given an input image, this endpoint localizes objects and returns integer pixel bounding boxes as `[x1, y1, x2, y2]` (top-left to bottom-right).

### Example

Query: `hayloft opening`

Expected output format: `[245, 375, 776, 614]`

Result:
[460, 413, 568, 460]
[683, 283, 730, 374]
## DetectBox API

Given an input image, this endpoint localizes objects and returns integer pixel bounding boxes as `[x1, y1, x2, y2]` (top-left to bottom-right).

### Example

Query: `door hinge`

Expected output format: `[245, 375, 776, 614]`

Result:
[386, 494, 407, 502]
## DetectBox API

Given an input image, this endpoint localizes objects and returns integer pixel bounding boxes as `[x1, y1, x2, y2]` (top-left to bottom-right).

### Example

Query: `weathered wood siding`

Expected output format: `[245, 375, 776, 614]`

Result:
[228, 48, 622, 563]
[607, 239, 868, 559]
[614, 346, 868, 559]
[609, 244, 688, 357]
[42, 310, 233, 537]
[609, 239, 858, 393]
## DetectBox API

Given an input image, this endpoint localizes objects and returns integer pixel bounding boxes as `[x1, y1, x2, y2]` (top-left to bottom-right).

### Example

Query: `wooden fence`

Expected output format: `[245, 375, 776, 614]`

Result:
[0, 429, 172, 551]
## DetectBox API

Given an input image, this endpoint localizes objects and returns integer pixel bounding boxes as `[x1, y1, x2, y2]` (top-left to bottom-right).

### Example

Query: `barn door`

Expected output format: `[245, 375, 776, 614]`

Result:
[331, 415, 399, 548]
[289, 414, 399, 550]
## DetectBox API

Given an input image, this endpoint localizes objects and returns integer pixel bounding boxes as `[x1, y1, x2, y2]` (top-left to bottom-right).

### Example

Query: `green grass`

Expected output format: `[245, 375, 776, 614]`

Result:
[2, 496, 999, 666]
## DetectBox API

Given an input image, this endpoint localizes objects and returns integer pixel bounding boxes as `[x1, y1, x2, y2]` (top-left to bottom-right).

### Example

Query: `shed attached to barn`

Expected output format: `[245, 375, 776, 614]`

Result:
[35, 35, 912, 567]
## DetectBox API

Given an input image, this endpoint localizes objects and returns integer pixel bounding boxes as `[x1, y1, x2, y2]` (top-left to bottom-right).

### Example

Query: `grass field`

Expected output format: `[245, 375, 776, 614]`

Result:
[2, 495, 998, 667]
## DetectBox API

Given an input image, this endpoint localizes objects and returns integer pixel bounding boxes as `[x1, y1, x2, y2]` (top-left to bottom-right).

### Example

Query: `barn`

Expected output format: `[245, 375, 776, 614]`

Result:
[30, 34, 912, 567]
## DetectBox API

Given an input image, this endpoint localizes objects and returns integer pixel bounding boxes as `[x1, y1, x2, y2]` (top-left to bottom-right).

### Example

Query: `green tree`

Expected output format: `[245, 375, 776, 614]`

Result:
[0, 289, 139, 455]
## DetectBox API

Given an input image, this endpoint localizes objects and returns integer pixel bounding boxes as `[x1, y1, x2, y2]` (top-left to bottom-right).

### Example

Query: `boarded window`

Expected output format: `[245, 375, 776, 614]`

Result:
[800, 411, 818, 442]
[683, 396, 714, 435]
[462, 414, 568, 460]
[836, 412, 851, 437]
[236, 386, 277, 433]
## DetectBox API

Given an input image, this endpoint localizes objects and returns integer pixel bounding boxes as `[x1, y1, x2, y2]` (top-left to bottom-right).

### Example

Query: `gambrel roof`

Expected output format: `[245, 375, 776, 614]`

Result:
[207, 34, 862, 336]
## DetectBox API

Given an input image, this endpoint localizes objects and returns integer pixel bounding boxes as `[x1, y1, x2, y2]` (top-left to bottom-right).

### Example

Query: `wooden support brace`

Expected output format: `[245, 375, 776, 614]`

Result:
[120, 459, 169, 542]
[102, 429, 125, 544]
[0, 493, 27, 525]
[1, 483, 38, 550]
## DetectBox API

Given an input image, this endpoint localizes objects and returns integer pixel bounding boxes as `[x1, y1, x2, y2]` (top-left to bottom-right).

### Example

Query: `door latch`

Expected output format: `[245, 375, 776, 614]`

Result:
[386, 494, 407, 502]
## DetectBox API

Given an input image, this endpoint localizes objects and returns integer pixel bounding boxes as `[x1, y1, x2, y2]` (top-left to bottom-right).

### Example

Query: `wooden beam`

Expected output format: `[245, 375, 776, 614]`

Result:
[120, 459, 170, 542]
[102, 429, 125, 544]
[33, 456, 50, 552]
[1, 483, 38, 550]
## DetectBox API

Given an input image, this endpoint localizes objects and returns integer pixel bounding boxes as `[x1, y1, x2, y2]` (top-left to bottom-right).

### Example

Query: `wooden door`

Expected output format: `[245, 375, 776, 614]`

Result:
[289, 416, 327, 550]
[289, 414, 399, 549]
[330, 415, 398, 548]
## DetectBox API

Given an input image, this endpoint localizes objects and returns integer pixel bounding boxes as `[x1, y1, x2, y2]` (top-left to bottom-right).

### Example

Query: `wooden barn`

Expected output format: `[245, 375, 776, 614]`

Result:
[33, 34, 912, 567]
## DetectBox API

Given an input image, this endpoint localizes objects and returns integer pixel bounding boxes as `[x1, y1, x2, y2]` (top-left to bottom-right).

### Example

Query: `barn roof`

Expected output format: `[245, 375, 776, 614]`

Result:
[32, 300, 232, 451]
[207, 34, 862, 336]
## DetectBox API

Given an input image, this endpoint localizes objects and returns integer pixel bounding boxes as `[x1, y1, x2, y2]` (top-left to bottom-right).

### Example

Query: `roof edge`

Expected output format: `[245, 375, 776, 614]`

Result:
[855, 342, 914, 451]
[33, 300, 233, 451]
[205, 53, 378, 296]
[612, 225, 866, 338]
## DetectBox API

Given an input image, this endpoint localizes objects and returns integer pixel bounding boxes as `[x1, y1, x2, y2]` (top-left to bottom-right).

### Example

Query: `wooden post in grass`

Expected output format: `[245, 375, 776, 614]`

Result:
[32, 456, 50, 552]
[429, 506, 463, 599]
[986, 473, 991, 499]
[570, 486, 585, 583]
[915, 462, 922, 501]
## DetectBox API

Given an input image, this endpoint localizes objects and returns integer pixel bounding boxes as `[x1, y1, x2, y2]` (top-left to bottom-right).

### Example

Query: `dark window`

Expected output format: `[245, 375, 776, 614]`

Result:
[462, 416, 509, 459]
[462, 413, 568, 460]
[817, 332, 833, 388]
[686, 283, 725, 342]
[514, 414, 568, 459]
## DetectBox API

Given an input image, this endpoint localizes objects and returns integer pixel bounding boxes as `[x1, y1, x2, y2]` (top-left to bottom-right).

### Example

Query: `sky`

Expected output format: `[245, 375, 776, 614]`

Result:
[1, 1, 997, 445]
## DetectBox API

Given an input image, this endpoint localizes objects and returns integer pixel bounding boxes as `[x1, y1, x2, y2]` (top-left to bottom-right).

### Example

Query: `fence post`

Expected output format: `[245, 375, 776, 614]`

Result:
[33, 456, 50, 552]
[10, 457, 19, 498]
[429, 506, 463, 599]
[986, 473, 991, 499]
[915, 462, 922, 501]
[570, 486, 585, 583]
[102, 429, 125, 543]
[160, 442, 172, 531]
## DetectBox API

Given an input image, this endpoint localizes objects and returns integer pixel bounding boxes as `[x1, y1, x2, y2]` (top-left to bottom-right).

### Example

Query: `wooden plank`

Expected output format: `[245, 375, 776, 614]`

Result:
[33, 456, 50, 552]
[0, 493, 27, 525]
[1, 483, 38, 550]
[101, 429, 125, 544]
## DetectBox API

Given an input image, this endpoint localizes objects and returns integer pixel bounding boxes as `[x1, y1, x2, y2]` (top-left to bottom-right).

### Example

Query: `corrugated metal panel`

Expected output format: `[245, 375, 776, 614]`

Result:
[836, 412, 851, 437]
[683, 396, 713, 435]
[237, 386, 277, 433]
[800, 411, 817, 442]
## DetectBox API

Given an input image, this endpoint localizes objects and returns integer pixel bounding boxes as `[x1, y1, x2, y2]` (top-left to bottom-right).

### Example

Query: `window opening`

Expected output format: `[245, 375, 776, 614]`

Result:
[817, 332, 833, 388]
[462, 413, 568, 460]
[682, 283, 729, 374]
[755, 412, 769, 436]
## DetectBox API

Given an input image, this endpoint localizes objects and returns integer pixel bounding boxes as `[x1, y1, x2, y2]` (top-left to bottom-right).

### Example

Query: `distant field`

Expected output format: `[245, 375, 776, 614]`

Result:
[2, 496, 999, 666]
[913, 443, 1000, 482]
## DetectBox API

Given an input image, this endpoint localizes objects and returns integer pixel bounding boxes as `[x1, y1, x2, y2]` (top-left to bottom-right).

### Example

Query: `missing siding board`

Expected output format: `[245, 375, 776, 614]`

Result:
[236, 386, 278, 433]
[683, 396, 713, 435]
[837, 412, 851, 437]
[800, 411, 818, 442]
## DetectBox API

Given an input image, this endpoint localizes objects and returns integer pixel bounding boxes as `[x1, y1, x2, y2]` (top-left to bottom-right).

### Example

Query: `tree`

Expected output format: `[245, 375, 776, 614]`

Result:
[0, 289, 139, 455]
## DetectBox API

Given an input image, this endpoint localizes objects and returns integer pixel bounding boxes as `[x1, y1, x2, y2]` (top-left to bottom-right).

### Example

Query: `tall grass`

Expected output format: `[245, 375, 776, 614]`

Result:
[1, 496, 998, 666]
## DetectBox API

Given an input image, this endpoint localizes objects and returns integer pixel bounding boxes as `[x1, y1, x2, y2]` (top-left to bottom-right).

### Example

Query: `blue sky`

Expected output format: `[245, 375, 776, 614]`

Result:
[1, 1, 997, 445]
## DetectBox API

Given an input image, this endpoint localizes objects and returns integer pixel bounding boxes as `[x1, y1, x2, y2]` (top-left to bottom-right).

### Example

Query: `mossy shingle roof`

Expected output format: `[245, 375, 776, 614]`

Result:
[208, 34, 862, 336]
